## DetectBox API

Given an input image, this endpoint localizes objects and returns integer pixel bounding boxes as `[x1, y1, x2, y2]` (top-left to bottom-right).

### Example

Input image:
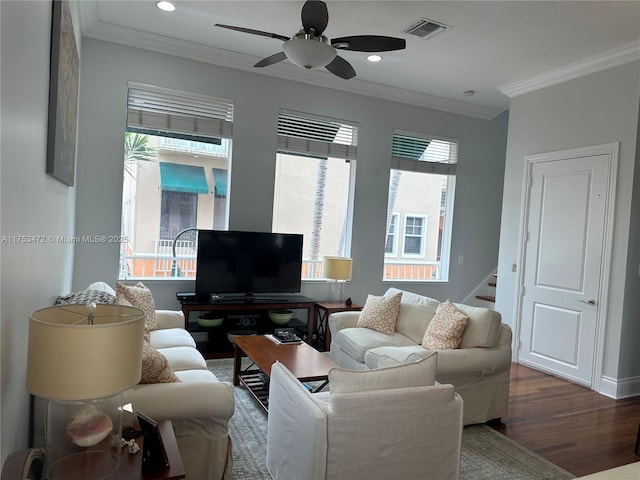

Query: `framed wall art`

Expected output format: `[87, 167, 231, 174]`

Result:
[46, 0, 79, 186]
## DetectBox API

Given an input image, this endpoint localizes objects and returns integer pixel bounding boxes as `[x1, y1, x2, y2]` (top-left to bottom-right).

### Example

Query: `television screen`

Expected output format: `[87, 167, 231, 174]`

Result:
[195, 230, 303, 297]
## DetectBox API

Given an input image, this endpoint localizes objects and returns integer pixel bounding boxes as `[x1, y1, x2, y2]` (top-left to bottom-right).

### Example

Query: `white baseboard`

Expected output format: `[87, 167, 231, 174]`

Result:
[598, 375, 640, 399]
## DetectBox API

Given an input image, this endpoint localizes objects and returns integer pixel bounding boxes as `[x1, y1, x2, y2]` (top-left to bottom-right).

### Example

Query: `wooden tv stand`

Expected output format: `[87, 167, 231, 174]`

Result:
[179, 295, 316, 358]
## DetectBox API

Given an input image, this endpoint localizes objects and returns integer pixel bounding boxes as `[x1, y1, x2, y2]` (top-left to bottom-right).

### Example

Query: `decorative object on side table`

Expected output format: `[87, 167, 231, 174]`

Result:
[27, 303, 145, 480]
[322, 256, 353, 303]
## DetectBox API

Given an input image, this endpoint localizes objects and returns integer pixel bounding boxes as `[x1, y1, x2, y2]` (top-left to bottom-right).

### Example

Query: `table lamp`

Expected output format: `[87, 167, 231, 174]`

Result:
[322, 256, 353, 304]
[27, 303, 145, 480]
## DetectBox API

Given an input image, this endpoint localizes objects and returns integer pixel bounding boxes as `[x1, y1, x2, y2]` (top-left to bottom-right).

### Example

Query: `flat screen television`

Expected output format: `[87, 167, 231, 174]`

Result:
[195, 230, 304, 298]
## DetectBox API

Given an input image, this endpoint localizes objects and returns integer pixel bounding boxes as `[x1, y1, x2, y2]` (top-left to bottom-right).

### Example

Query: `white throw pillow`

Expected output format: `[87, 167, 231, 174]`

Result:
[422, 300, 469, 350]
[355, 291, 402, 335]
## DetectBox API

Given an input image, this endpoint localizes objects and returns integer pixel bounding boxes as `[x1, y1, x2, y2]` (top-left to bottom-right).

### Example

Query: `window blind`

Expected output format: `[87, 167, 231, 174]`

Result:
[391, 130, 458, 175]
[277, 110, 358, 161]
[127, 84, 234, 141]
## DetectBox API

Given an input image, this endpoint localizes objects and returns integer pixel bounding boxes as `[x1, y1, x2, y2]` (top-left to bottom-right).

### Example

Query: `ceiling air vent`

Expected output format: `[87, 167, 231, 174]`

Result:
[403, 18, 449, 39]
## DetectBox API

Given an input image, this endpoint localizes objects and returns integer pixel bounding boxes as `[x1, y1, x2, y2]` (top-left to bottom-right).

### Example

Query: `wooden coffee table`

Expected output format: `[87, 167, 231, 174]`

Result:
[232, 334, 338, 412]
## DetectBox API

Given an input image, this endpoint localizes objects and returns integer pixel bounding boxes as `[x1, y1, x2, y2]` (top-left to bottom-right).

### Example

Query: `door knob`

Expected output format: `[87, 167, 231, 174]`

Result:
[579, 299, 597, 305]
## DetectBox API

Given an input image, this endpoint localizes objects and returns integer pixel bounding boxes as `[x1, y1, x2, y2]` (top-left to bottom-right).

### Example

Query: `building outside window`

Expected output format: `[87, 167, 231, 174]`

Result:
[120, 84, 233, 279]
[272, 110, 358, 279]
[384, 130, 458, 281]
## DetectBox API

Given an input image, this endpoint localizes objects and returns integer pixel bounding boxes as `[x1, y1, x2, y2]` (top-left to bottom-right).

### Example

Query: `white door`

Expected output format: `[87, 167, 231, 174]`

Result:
[518, 145, 616, 387]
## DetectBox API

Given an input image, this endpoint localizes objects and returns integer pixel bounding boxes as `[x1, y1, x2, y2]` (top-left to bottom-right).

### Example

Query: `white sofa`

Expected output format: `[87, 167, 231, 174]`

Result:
[329, 288, 512, 425]
[266, 354, 464, 480]
[35, 283, 236, 480]
[123, 308, 235, 480]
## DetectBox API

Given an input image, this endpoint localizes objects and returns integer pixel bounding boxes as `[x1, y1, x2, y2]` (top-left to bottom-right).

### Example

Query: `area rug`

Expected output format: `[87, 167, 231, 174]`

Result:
[207, 359, 575, 480]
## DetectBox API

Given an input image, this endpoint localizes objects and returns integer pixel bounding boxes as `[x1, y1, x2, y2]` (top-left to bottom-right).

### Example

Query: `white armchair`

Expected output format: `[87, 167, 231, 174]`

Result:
[266, 354, 464, 480]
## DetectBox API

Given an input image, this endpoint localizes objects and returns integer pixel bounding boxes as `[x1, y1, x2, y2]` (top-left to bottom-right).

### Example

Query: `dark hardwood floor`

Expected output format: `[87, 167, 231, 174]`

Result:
[488, 362, 640, 477]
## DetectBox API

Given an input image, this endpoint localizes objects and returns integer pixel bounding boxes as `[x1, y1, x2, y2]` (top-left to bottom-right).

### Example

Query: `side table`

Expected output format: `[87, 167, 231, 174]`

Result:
[314, 301, 363, 351]
[1, 420, 185, 480]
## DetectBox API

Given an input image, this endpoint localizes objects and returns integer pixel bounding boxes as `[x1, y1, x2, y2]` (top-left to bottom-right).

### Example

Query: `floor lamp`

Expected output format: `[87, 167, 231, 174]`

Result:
[27, 303, 145, 480]
[322, 256, 353, 305]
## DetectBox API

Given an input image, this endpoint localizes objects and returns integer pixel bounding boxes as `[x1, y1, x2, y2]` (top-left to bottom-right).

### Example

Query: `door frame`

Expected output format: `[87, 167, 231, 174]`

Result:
[513, 143, 618, 392]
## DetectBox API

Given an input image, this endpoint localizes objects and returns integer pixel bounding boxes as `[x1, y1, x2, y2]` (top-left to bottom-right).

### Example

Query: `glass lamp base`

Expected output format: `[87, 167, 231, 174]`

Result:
[45, 393, 123, 480]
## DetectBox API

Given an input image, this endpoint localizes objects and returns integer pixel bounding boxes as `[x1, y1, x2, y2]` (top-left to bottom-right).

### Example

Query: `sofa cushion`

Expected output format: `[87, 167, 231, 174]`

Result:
[334, 327, 415, 363]
[116, 282, 158, 335]
[150, 328, 196, 349]
[356, 291, 402, 335]
[422, 301, 469, 350]
[365, 345, 436, 369]
[158, 346, 207, 372]
[454, 303, 502, 348]
[329, 352, 437, 394]
[385, 288, 439, 343]
[141, 341, 180, 384]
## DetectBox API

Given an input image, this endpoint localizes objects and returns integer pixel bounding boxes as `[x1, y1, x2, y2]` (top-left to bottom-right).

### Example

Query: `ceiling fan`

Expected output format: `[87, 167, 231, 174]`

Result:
[215, 0, 406, 80]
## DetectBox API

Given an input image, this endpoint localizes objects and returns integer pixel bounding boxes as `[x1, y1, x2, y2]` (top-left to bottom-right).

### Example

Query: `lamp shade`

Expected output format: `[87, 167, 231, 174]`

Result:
[322, 256, 353, 281]
[27, 304, 145, 400]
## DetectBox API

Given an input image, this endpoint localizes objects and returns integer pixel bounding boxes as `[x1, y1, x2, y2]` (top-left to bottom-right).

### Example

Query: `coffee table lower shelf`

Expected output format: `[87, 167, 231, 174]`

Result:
[237, 367, 271, 412]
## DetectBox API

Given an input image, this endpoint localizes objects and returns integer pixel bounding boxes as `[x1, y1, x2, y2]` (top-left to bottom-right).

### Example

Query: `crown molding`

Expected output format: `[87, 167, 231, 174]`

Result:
[80, 20, 504, 120]
[498, 39, 640, 98]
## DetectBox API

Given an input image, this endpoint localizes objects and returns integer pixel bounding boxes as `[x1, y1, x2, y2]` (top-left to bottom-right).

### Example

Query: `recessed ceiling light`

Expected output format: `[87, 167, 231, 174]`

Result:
[156, 1, 176, 12]
[367, 55, 382, 62]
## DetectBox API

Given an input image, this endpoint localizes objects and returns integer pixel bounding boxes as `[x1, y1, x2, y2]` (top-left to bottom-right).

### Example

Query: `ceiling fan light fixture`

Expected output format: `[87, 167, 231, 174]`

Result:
[367, 54, 382, 62]
[283, 36, 336, 70]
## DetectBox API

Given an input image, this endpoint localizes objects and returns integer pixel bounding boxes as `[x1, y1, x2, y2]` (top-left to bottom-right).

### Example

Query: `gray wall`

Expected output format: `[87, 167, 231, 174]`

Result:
[74, 38, 509, 311]
[495, 61, 640, 396]
[0, 0, 79, 461]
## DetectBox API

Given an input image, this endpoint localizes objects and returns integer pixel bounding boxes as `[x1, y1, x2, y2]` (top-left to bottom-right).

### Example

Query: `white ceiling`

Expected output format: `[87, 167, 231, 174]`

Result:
[78, 1, 640, 119]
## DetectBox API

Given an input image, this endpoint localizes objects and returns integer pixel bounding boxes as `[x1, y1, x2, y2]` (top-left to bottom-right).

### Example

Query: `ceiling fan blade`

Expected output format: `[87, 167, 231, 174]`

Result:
[331, 35, 406, 52]
[301, 1, 329, 35]
[254, 51, 287, 68]
[215, 24, 290, 42]
[325, 55, 356, 80]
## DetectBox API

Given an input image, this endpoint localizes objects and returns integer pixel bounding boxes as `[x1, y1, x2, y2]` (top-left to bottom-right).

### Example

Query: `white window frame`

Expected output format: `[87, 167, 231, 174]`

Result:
[385, 213, 399, 256]
[402, 214, 427, 257]
[274, 110, 358, 279]
[384, 129, 458, 282]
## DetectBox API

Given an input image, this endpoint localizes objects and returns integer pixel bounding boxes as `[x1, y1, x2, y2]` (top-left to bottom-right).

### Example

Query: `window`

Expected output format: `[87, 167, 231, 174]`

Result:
[120, 84, 234, 279]
[383, 130, 457, 281]
[272, 110, 358, 279]
[403, 215, 426, 255]
[385, 214, 398, 255]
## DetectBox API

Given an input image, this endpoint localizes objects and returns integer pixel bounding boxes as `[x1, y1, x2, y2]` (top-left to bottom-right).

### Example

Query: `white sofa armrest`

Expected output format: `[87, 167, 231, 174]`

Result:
[266, 362, 329, 480]
[328, 311, 360, 337]
[155, 310, 185, 330]
[435, 345, 512, 377]
[123, 371, 234, 422]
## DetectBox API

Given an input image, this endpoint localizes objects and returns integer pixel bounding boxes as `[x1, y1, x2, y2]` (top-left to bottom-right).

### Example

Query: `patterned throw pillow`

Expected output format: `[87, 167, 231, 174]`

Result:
[140, 341, 180, 384]
[422, 300, 469, 350]
[116, 282, 158, 335]
[356, 291, 402, 335]
[55, 289, 116, 306]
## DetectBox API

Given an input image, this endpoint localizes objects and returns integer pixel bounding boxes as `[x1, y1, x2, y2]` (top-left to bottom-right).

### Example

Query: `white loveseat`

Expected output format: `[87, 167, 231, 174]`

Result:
[329, 288, 512, 425]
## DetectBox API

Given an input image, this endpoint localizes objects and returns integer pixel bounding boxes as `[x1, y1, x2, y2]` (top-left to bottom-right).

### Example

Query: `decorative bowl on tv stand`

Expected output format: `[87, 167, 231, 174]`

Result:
[269, 309, 293, 325]
[198, 315, 224, 328]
